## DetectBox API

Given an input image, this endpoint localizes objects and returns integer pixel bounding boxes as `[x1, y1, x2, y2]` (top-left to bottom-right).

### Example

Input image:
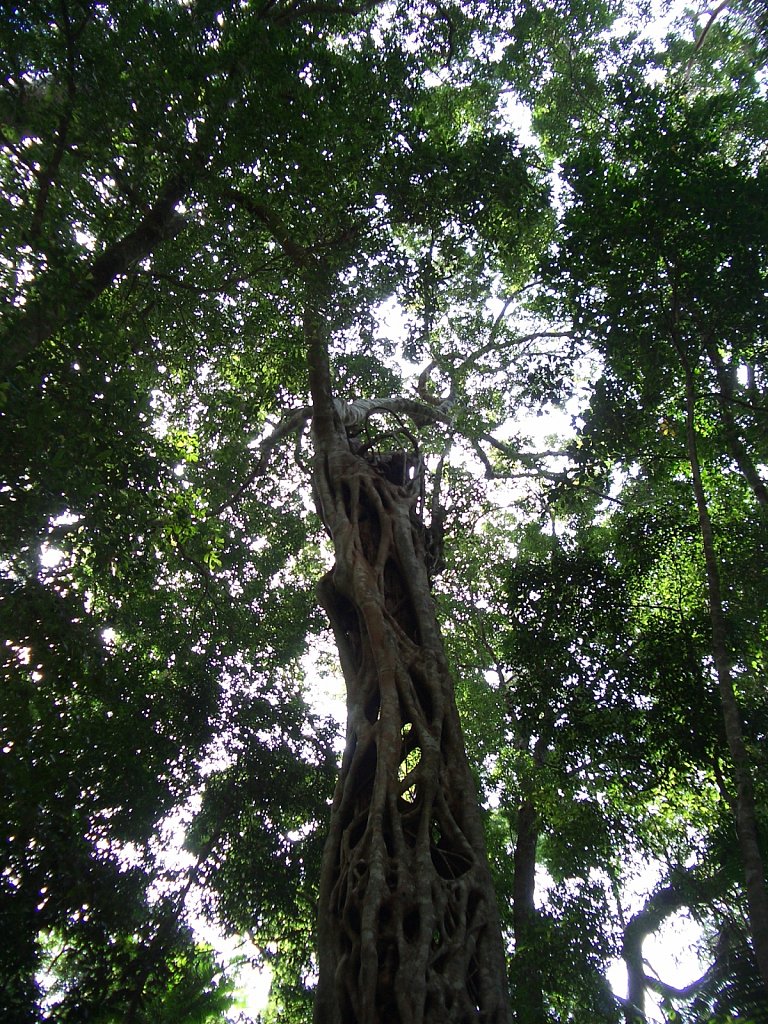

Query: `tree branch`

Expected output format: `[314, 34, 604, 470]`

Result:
[643, 966, 714, 1001]
[221, 186, 310, 267]
[453, 330, 575, 380]
[0, 49, 243, 379]
[212, 393, 456, 515]
[1, 179, 190, 379]
[210, 406, 313, 515]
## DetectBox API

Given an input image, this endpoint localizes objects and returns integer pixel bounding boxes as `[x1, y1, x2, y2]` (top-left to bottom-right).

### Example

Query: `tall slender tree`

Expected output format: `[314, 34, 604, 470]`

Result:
[544, 72, 768, 1001]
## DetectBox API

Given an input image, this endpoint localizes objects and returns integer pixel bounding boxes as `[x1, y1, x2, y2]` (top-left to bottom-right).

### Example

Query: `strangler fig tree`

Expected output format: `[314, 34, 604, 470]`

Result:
[252, 265, 514, 1023]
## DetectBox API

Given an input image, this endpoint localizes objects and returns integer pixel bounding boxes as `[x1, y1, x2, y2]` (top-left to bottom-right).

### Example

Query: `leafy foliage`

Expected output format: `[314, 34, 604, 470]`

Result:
[1, 0, 767, 1021]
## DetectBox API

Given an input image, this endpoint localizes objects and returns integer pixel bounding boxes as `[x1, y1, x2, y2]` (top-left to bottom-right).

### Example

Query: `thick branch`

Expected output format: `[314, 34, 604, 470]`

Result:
[643, 964, 716, 1001]
[220, 186, 311, 266]
[0, 44, 243, 379]
[0, 142, 210, 380]
[1, 184, 189, 378]
[335, 395, 454, 431]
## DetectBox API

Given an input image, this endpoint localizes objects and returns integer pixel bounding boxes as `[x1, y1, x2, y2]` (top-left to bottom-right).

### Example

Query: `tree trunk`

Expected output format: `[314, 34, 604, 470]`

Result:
[306, 294, 512, 1024]
[511, 799, 545, 1024]
[677, 346, 768, 991]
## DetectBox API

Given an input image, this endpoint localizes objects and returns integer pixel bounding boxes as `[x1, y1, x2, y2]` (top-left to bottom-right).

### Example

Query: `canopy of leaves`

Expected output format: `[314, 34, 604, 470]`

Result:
[1, 0, 767, 1022]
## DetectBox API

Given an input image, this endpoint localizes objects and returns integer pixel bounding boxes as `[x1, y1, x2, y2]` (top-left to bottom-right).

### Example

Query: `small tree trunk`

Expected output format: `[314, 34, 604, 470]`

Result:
[677, 347, 768, 991]
[511, 799, 545, 1024]
[306, 297, 512, 1024]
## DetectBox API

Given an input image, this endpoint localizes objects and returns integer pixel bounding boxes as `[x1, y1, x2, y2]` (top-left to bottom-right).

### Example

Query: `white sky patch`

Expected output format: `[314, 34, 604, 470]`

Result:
[648, 908, 707, 985]
[613, 0, 693, 47]
[303, 644, 347, 749]
[499, 95, 537, 148]
[39, 545, 65, 568]
[145, 802, 274, 1018]
[38, 513, 82, 570]
[74, 227, 96, 250]
[193, 921, 273, 1021]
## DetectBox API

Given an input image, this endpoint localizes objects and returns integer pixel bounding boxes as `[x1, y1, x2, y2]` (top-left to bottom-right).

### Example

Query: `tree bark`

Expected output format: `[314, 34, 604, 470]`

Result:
[306, 289, 512, 1024]
[511, 799, 545, 1024]
[676, 345, 768, 992]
